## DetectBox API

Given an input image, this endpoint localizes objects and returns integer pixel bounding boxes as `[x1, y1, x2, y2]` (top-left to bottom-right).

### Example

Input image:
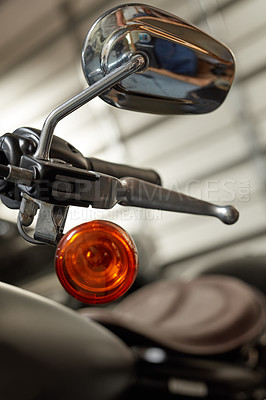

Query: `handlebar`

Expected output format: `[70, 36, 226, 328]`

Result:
[86, 157, 161, 186]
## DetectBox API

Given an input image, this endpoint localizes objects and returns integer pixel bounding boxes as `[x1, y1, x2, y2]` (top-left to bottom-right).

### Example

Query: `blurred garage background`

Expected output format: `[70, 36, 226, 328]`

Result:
[0, 0, 265, 305]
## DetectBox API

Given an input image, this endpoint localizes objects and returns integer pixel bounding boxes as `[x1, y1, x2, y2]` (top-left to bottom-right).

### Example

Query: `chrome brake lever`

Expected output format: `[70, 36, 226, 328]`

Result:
[16, 172, 239, 246]
[117, 177, 239, 225]
[76, 174, 238, 224]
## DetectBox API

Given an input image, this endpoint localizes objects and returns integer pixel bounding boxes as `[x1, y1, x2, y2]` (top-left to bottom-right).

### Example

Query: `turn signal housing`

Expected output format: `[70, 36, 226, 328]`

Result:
[55, 220, 138, 304]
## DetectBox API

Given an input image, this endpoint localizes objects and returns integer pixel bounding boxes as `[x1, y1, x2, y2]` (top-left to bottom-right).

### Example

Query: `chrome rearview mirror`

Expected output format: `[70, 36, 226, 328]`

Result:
[34, 3, 235, 160]
[82, 3, 235, 115]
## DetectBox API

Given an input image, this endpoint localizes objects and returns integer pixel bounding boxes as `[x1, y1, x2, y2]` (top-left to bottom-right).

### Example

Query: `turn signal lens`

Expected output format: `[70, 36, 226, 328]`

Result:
[55, 220, 138, 304]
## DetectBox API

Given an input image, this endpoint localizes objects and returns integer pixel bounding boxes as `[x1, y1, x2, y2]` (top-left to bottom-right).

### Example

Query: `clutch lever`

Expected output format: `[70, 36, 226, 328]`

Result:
[1, 165, 238, 246]
[117, 177, 239, 225]
[85, 174, 238, 224]
[9, 167, 238, 227]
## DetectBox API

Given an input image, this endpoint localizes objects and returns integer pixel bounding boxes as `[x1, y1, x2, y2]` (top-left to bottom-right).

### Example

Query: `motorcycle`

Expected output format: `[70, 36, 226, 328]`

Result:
[1, 4, 265, 399]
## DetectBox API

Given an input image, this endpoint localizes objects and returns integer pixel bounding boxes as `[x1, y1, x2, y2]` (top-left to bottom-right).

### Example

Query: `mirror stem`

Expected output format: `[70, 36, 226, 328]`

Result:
[34, 54, 145, 160]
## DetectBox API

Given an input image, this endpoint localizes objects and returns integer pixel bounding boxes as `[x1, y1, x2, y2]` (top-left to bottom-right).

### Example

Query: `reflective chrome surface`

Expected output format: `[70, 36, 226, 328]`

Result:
[34, 54, 144, 160]
[82, 4, 235, 115]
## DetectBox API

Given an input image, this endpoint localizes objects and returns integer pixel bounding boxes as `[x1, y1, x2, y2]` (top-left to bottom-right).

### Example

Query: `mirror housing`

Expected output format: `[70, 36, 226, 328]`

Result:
[82, 3, 235, 115]
[34, 3, 236, 160]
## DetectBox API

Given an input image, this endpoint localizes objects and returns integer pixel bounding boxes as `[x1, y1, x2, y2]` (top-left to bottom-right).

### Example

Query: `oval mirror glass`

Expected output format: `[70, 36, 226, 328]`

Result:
[82, 4, 235, 114]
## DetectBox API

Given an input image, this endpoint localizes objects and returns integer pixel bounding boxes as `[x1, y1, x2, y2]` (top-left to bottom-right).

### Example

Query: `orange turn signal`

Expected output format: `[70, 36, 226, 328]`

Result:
[55, 220, 138, 304]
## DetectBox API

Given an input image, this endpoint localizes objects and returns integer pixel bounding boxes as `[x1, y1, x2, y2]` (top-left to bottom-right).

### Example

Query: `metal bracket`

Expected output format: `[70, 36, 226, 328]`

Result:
[18, 193, 69, 245]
